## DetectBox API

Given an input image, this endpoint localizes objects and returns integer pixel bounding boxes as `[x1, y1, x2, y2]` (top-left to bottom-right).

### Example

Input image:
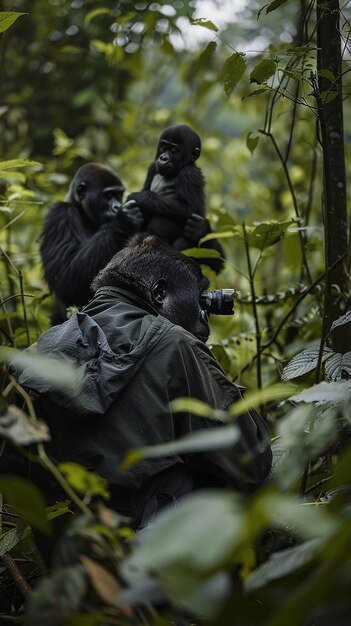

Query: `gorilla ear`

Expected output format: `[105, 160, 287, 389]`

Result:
[151, 278, 167, 306]
[191, 147, 201, 162]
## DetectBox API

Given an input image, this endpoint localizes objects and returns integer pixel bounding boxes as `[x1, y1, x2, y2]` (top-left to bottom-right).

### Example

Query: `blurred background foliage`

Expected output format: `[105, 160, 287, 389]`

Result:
[1, 1, 351, 623]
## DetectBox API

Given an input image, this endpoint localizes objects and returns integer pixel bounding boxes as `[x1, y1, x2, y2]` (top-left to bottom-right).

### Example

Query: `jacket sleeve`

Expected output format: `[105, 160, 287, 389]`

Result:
[166, 330, 272, 493]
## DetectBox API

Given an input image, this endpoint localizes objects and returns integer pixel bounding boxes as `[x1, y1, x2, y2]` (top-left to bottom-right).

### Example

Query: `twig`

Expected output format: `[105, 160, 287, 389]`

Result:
[1, 554, 32, 598]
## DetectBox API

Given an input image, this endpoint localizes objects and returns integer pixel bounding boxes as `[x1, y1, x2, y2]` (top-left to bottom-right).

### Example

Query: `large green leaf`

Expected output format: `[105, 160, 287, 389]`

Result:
[122, 423, 239, 470]
[324, 351, 351, 381]
[229, 383, 298, 419]
[0, 158, 40, 170]
[0, 11, 27, 33]
[289, 381, 351, 406]
[245, 538, 321, 593]
[331, 309, 351, 330]
[121, 490, 244, 600]
[281, 348, 332, 380]
[0, 475, 51, 535]
[221, 53, 247, 97]
[195, 41, 217, 73]
[250, 58, 277, 84]
[248, 220, 292, 249]
[0, 347, 84, 394]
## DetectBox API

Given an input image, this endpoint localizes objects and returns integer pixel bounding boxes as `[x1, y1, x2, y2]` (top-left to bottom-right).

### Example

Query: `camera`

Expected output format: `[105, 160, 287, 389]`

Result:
[199, 289, 235, 315]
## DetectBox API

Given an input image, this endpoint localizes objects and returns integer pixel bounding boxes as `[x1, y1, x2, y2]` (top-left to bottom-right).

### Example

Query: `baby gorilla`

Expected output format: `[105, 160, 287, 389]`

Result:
[128, 124, 206, 249]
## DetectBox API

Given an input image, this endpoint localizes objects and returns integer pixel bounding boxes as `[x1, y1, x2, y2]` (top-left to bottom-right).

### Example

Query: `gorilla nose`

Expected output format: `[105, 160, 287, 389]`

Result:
[111, 200, 122, 214]
[159, 153, 170, 164]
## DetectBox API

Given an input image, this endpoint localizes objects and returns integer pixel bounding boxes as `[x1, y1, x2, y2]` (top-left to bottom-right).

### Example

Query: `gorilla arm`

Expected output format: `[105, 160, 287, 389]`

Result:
[128, 164, 206, 221]
[40, 202, 141, 308]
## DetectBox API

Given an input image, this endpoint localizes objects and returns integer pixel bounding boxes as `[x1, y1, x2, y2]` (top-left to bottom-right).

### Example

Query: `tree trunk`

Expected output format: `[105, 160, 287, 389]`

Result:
[316, 0, 351, 352]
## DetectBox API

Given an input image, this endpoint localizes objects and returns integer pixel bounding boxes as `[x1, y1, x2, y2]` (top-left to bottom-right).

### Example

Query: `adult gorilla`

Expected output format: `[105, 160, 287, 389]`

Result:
[40, 163, 143, 323]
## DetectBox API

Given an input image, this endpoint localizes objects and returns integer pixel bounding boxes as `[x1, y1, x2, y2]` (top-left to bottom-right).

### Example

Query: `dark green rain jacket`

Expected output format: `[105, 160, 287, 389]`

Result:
[17, 287, 272, 524]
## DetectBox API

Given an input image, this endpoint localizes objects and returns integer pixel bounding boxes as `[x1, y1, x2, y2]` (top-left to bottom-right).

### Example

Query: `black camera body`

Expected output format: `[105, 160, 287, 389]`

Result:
[200, 289, 234, 315]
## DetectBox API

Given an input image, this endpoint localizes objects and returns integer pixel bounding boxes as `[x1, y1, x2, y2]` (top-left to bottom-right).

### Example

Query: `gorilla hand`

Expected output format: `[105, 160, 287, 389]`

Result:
[184, 213, 210, 246]
[119, 200, 144, 232]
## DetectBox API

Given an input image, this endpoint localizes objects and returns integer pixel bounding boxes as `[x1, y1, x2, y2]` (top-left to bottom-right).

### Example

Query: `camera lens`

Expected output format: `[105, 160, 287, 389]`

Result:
[199, 289, 234, 315]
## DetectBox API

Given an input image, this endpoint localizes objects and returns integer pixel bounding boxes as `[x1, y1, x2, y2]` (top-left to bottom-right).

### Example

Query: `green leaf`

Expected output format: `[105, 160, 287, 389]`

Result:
[318, 69, 336, 82]
[190, 18, 219, 32]
[281, 348, 332, 381]
[243, 86, 270, 99]
[331, 309, 351, 330]
[275, 405, 337, 488]
[245, 538, 321, 593]
[46, 501, 73, 521]
[181, 247, 220, 258]
[229, 383, 298, 419]
[122, 424, 239, 470]
[0, 403, 50, 445]
[195, 41, 217, 73]
[0, 525, 30, 557]
[0, 475, 51, 535]
[0, 158, 41, 171]
[121, 491, 244, 601]
[248, 220, 292, 250]
[58, 463, 110, 500]
[259, 0, 289, 16]
[221, 53, 247, 97]
[246, 132, 259, 155]
[199, 230, 236, 244]
[84, 8, 114, 26]
[0, 11, 27, 33]
[324, 351, 351, 382]
[170, 397, 219, 418]
[250, 58, 277, 85]
[289, 381, 351, 406]
[320, 91, 337, 104]
[0, 346, 84, 394]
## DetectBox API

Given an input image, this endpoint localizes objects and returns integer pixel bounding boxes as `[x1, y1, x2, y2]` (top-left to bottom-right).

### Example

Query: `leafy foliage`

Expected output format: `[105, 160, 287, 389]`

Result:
[0, 0, 351, 624]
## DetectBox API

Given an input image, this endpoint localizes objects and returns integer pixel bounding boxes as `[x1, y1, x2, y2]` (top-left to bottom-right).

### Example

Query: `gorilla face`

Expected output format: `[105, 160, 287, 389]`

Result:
[151, 272, 210, 342]
[70, 163, 126, 227]
[155, 125, 201, 179]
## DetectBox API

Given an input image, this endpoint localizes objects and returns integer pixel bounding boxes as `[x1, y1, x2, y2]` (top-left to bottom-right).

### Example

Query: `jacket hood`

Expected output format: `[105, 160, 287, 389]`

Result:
[17, 293, 172, 416]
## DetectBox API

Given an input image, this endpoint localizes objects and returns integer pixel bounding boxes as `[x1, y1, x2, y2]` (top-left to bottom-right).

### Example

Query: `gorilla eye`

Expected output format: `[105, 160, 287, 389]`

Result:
[170, 146, 179, 155]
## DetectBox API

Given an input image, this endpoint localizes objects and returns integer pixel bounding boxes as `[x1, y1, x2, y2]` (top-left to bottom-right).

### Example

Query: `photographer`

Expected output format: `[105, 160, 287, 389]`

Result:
[16, 234, 272, 528]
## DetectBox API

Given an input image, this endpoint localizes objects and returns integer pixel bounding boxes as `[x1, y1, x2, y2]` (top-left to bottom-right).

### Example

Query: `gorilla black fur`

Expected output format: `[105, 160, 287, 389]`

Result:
[128, 124, 206, 249]
[40, 163, 141, 323]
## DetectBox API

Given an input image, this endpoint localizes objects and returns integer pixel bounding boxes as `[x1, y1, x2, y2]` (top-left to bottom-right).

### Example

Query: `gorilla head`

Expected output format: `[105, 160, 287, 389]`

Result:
[67, 163, 126, 227]
[155, 124, 201, 178]
[92, 233, 210, 342]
